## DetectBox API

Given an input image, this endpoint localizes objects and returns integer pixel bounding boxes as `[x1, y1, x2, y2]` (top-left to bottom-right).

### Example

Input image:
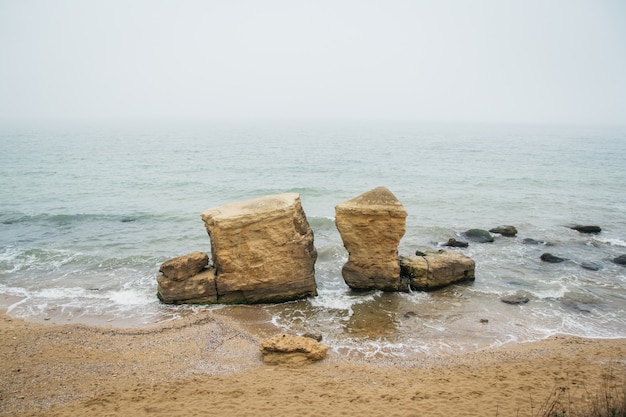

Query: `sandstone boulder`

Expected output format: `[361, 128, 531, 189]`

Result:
[159, 251, 209, 281]
[201, 193, 317, 304]
[335, 187, 407, 291]
[260, 334, 328, 365]
[399, 251, 475, 291]
[157, 267, 218, 304]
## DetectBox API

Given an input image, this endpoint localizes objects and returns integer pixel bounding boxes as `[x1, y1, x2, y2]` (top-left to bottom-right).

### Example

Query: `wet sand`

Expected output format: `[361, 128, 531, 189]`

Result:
[1, 309, 625, 417]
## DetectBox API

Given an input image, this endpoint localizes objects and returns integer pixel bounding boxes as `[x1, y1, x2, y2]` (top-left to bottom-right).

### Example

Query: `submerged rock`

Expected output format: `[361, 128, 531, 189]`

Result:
[540, 253, 566, 263]
[569, 225, 602, 234]
[201, 193, 318, 304]
[463, 229, 494, 243]
[489, 225, 518, 237]
[581, 261, 601, 271]
[335, 187, 407, 291]
[501, 293, 530, 305]
[444, 238, 469, 248]
[260, 334, 328, 365]
[613, 255, 626, 266]
[399, 251, 475, 291]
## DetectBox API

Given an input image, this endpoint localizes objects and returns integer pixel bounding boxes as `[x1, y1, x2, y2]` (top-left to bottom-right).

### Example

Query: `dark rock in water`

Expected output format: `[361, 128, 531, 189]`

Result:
[523, 238, 542, 245]
[501, 294, 530, 305]
[404, 311, 417, 318]
[581, 262, 601, 271]
[444, 238, 469, 248]
[569, 225, 601, 234]
[540, 253, 566, 263]
[489, 225, 518, 237]
[463, 229, 494, 243]
[415, 250, 428, 256]
[613, 255, 626, 266]
[302, 332, 323, 342]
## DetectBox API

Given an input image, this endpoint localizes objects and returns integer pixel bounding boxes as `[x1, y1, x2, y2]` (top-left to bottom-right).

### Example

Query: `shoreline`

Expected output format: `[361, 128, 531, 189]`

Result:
[2, 309, 625, 417]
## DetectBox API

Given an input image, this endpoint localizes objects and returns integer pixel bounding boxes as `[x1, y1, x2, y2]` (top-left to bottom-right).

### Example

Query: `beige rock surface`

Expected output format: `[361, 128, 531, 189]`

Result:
[201, 193, 317, 304]
[259, 333, 328, 365]
[400, 251, 475, 291]
[335, 187, 407, 291]
[159, 251, 209, 281]
[157, 267, 218, 304]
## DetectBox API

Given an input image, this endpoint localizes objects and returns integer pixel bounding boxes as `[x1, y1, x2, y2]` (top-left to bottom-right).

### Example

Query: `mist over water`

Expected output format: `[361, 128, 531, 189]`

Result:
[1, 122, 625, 357]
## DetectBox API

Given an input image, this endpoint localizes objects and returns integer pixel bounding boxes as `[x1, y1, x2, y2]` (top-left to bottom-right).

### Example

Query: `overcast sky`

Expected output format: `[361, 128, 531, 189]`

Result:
[1, 0, 625, 125]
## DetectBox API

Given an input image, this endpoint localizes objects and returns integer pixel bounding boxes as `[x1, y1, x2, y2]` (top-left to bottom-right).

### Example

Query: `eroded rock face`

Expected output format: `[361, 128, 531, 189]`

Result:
[201, 193, 317, 304]
[335, 187, 407, 291]
[399, 251, 475, 291]
[260, 334, 328, 365]
[157, 266, 217, 304]
[159, 251, 209, 281]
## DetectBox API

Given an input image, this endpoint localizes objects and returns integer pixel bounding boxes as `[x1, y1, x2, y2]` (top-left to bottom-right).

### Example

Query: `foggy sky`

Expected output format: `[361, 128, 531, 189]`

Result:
[1, 0, 625, 125]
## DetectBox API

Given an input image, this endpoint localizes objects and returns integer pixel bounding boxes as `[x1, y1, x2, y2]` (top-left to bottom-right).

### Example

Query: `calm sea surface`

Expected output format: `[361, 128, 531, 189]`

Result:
[1, 121, 625, 357]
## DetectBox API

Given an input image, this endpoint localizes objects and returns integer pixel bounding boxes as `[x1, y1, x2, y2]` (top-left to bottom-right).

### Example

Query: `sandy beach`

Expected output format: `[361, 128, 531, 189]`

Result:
[1, 309, 624, 417]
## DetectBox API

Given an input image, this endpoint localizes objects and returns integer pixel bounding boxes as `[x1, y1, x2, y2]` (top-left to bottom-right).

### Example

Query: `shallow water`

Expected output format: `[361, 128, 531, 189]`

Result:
[1, 121, 625, 357]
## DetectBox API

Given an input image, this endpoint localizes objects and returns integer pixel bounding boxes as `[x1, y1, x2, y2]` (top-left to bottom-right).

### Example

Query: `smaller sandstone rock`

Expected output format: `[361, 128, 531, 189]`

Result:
[569, 225, 601, 234]
[540, 253, 566, 263]
[157, 267, 217, 304]
[400, 251, 475, 291]
[159, 251, 209, 282]
[260, 334, 328, 365]
[463, 229, 494, 243]
[613, 255, 626, 266]
[489, 225, 518, 237]
[444, 238, 469, 248]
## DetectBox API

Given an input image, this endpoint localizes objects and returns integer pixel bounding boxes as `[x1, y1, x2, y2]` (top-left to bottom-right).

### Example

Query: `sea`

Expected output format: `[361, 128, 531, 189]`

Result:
[1, 121, 625, 358]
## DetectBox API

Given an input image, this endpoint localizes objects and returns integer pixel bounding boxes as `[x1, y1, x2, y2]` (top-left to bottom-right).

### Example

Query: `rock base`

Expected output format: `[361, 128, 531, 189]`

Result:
[260, 334, 328, 365]
[400, 251, 476, 291]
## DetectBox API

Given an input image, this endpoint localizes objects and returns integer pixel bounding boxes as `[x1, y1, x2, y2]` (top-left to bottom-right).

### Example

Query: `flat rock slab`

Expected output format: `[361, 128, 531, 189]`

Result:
[157, 267, 218, 304]
[335, 187, 407, 291]
[260, 334, 328, 365]
[400, 251, 476, 291]
[201, 193, 317, 304]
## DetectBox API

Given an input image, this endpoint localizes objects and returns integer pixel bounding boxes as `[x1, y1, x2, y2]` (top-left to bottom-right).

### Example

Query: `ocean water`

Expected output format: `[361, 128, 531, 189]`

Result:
[1, 121, 625, 358]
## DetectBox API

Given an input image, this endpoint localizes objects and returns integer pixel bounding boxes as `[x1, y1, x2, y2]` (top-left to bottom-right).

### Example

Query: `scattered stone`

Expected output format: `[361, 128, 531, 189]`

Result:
[159, 251, 209, 282]
[489, 225, 518, 237]
[613, 255, 626, 266]
[463, 229, 494, 243]
[201, 193, 317, 304]
[501, 294, 530, 305]
[335, 187, 408, 291]
[523, 238, 543, 245]
[569, 225, 601, 234]
[479, 318, 489, 324]
[444, 238, 469, 248]
[404, 311, 417, 318]
[580, 262, 601, 271]
[400, 251, 476, 291]
[540, 253, 566, 263]
[260, 334, 328, 365]
[415, 250, 428, 256]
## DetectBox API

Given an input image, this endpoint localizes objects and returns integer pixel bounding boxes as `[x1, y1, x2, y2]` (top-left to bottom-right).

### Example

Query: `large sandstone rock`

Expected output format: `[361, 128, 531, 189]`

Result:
[399, 251, 475, 291]
[260, 334, 328, 365]
[201, 193, 317, 304]
[335, 187, 407, 291]
[157, 266, 218, 304]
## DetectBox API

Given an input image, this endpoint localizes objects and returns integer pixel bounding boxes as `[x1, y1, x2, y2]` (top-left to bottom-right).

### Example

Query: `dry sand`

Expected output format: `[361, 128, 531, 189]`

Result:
[1, 310, 625, 417]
